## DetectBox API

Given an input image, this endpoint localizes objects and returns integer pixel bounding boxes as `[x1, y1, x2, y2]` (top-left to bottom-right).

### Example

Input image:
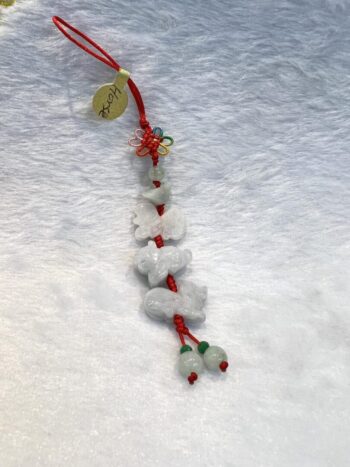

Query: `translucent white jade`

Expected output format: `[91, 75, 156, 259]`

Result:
[148, 165, 165, 181]
[203, 346, 228, 371]
[133, 201, 186, 241]
[134, 240, 192, 286]
[179, 351, 204, 378]
[143, 280, 207, 323]
[142, 182, 171, 205]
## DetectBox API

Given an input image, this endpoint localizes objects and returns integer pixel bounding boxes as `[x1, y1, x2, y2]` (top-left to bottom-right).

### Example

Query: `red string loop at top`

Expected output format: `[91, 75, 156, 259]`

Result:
[52, 16, 149, 129]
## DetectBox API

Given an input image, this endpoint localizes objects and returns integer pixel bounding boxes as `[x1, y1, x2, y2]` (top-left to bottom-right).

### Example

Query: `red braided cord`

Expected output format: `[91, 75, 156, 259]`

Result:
[186, 330, 200, 345]
[52, 16, 149, 129]
[173, 315, 187, 346]
[152, 181, 199, 346]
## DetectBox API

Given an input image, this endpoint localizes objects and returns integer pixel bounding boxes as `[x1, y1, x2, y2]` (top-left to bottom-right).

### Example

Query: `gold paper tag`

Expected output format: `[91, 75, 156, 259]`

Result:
[0, 1, 16, 6]
[92, 68, 130, 120]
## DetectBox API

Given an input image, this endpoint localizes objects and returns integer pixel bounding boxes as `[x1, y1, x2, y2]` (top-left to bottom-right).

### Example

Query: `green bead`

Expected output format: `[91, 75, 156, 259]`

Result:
[197, 341, 210, 354]
[180, 344, 192, 354]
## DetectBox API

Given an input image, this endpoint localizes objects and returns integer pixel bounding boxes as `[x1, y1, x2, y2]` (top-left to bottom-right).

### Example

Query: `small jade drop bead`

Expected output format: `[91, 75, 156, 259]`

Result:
[203, 345, 228, 371]
[179, 351, 203, 378]
[148, 165, 165, 181]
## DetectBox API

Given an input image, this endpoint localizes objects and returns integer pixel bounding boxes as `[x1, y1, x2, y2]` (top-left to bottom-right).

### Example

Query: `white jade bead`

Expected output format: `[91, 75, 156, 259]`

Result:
[203, 346, 227, 371]
[179, 351, 204, 378]
[148, 166, 165, 181]
[142, 183, 171, 205]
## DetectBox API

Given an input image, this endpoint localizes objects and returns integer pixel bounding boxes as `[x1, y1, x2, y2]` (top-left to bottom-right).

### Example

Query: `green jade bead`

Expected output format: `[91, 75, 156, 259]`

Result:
[197, 341, 210, 354]
[180, 344, 192, 354]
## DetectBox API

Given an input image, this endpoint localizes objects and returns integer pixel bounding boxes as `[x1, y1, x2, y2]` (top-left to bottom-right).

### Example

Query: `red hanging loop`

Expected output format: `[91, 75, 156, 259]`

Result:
[52, 16, 149, 129]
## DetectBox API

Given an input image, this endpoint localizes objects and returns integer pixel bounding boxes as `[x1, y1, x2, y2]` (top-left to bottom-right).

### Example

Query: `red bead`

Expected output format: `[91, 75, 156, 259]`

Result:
[156, 204, 165, 216]
[167, 274, 177, 292]
[153, 235, 164, 248]
[219, 361, 229, 372]
[188, 372, 198, 385]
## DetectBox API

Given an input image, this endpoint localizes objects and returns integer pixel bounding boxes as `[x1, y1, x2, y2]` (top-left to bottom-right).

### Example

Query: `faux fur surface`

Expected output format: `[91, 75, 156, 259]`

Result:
[0, 1, 349, 466]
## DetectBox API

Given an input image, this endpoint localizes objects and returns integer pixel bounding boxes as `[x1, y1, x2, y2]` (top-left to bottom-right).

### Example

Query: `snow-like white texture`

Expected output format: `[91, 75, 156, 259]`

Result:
[144, 279, 207, 322]
[0, 1, 350, 466]
[135, 240, 191, 286]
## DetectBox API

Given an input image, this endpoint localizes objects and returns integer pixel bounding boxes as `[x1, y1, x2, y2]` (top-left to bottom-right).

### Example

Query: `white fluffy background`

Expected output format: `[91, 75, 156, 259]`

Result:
[0, 0, 349, 466]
